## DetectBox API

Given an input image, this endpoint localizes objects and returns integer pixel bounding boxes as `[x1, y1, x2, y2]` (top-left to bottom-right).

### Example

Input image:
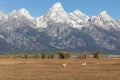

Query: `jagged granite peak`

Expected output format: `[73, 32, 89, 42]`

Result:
[87, 10, 120, 30]
[69, 9, 90, 22]
[72, 9, 89, 17]
[18, 8, 33, 19]
[38, 3, 89, 29]
[68, 9, 90, 29]
[45, 2, 68, 21]
[98, 10, 113, 21]
[89, 10, 113, 22]
[0, 11, 8, 25]
[99, 10, 108, 15]
[0, 2, 120, 54]
[46, 2, 67, 17]
[49, 2, 64, 12]
[36, 2, 69, 28]
[8, 8, 33, 19]
[0, 11, 7, 19]
[18, 8, 29, 14]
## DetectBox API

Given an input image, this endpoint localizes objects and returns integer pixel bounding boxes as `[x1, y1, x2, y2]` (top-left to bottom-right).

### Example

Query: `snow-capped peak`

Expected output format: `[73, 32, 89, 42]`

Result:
[18, 8, 29, 15]
[72, 9, 86, 16]
[8, 8, 33, 19]
[50, 2, 64, 12]
[70, 9, 90, 20]
[0, 11, 7, 20]
[88, 10, 119, 30]
[35, 2, 69, 28]
[47, 2, 66, 17]
[68, 9, 90, 29]
[41, 2, 68, 23]
[18, 8, 33, 19]
[98, 10, 113, 21]
[99, 10, 108, 16]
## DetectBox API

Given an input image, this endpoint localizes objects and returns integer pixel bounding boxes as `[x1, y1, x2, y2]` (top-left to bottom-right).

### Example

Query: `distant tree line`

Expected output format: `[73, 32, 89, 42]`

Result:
[0, 50, 102, 59]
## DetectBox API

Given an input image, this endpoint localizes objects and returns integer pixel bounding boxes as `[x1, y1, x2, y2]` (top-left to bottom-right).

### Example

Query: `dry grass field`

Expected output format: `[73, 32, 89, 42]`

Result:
[0, 58, 120, 80]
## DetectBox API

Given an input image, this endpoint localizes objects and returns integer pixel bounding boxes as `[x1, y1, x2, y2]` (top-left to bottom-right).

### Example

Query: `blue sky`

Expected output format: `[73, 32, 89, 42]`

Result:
[0, 0, 120, 19]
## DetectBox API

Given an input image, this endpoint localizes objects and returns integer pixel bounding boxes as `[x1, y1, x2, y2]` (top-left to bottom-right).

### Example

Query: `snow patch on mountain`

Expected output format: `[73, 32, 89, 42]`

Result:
[0, 11, 8, 20]
[0, 2, 120, 53]
[88, 10, 120, 30]
[0, 2, 119, 30]
[35, 2, 91, 29]
[69, 9, 90, 29]
[35, 2, 69, 28]
[18, 8, 33, 19]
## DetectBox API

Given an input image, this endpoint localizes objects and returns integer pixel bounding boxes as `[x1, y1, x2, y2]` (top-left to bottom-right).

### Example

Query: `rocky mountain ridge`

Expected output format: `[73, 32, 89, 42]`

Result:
[0, 2, 120, 54]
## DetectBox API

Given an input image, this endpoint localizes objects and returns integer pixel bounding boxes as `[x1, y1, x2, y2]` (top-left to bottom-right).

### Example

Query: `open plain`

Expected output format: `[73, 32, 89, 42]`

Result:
[0, 58, 120, 80]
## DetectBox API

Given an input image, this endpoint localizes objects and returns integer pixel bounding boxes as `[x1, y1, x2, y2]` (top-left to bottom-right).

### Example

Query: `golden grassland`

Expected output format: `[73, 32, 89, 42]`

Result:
[0, 58, 120, 80]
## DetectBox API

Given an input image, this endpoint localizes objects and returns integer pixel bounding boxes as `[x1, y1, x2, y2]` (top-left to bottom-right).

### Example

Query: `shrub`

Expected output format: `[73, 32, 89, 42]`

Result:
[76, 53, 82, 59]
[14, 54, 23, 59]
[16, 53, 29, 59]
[93, 51, 100, 58]
[28, 54, 40, 59]
[41, 52, 48, 59]
[0, 54, 11, 59]
[2, 54, 13, 59]
[22, 54, 28, 59]
[57, 50, 71, 59]
[48, 54, 55, 59]
[81, 52, 89, 59]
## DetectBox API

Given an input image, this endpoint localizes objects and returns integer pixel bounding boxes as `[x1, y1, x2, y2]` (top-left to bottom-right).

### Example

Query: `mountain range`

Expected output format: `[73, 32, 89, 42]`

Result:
[0, 2, 120, 54]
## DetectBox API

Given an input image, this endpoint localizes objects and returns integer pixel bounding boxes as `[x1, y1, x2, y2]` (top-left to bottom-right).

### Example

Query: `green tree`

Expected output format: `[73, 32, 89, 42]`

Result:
[81, 52, 89, 59]
[57, 50, 71, 59]
[47, 54, 55, 59]
[93, 51, 100, 58]
[22, 54, 28, 59]
[41, 52, 48, 59]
